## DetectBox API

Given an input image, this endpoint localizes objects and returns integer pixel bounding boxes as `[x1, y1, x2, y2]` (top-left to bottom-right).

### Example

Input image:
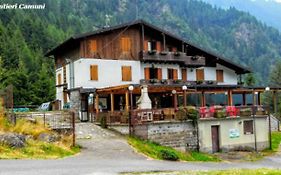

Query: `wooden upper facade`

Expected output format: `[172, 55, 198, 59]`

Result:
[46, 20, 250, 75]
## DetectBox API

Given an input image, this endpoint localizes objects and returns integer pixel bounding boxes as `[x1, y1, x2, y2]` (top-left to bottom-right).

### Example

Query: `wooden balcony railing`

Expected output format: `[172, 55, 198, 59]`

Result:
[139, 51, 205, 67]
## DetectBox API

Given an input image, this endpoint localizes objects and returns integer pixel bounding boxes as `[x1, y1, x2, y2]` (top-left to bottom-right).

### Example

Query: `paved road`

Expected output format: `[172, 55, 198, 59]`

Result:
[0, 123, 280, 175]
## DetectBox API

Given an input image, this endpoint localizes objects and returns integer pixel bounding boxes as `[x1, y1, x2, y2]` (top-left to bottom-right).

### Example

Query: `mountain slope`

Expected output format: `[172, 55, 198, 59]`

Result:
[0, 0, 281, 105]
[202, 0, 281, 31]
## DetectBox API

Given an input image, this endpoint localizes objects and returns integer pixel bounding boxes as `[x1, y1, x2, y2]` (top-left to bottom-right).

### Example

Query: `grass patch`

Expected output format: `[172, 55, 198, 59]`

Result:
[0, 114, 80, 159]
[271, 131, 281, 151]
[262, 131, 281, 155]
[127, 136, 219, 162]
[122, 168, 281, 175]
[0, 140, 80, 159]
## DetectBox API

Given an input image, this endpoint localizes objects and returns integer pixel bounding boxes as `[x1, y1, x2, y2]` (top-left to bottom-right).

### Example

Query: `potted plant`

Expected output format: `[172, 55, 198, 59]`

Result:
[196, 80, 203, 85]
[240, 108, 252, 117]
[174, 51, 181, 57]
[148, 50, 157, 55]
[214, 110, 226, 118]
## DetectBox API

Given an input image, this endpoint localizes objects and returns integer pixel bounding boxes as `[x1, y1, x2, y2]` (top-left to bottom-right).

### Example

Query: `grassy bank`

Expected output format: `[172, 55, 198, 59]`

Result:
[0, 115, 80, 159]
[271, 131, 281, 151]
[123, 168, 281, 175]
[127, 137, 219, 162]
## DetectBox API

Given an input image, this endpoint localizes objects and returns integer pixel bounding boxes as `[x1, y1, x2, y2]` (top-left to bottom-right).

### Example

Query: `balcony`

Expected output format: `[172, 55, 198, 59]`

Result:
[139, 51, 205, 67]
[139, 79, 217, 86]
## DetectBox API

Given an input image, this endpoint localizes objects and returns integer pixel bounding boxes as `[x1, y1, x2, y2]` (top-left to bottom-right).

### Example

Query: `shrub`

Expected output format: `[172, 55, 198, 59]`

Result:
[158, 149, 179, 161]
[100, 115, 107, 128]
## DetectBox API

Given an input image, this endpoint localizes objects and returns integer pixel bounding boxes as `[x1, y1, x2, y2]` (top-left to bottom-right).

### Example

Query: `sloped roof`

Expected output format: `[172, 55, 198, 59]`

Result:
[45, 19, 251, 74]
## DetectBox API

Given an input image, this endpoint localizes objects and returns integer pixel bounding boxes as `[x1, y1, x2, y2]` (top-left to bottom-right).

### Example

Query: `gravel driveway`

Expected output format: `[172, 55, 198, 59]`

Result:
[0, 123, 280, 175]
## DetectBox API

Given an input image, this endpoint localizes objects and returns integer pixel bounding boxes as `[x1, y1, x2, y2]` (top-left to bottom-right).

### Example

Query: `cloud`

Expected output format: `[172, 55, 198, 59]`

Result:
[274, 0, 281, 3]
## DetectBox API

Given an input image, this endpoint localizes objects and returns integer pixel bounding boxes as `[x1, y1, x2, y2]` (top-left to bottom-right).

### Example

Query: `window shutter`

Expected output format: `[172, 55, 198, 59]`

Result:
[121, 37, 131, 52]
[173, 69, 178, 80]
[90, 40, 97, 52]
[57, 73, 61, 85]
[143, 40, 148, 51]
[90, 65, 98, 80]
[156, 41, 161, 52]
[181, 68, 187, 81]
[63, 91, 68, 104]
[144, 67, 150, 80]
[122, 66, 132, 81]
[157, 68, 162, 80]
[216, 70, 224, 82]
[196, 69, 204, 81]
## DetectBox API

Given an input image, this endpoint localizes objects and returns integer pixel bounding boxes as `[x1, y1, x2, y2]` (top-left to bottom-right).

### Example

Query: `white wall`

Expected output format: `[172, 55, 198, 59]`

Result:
[216, 64, 238, 85]
[73, 58, 141, 88]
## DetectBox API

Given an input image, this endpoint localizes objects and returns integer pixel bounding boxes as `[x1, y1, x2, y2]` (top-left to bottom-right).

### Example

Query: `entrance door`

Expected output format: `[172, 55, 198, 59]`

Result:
[211, 125, 220, 153]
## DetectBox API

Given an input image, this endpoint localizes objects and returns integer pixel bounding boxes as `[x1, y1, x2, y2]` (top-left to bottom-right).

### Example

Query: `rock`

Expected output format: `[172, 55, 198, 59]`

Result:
[38, 133, 61, 143]
[25, 117, 36, 123]
[0, 133, 26, 148]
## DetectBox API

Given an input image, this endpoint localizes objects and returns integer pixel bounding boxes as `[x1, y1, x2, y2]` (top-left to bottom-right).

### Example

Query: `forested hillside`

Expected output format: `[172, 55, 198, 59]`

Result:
[0, 0, 281, 105]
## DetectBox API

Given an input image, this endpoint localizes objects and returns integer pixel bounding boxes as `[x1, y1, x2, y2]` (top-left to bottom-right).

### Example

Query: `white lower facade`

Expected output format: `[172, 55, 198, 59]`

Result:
[55, 58, 239, 108]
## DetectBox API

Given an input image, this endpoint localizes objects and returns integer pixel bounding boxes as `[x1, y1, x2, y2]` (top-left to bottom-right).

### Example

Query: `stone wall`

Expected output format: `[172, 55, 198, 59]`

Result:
[109, 124, 129, 135]
[133, 121, 198, 151]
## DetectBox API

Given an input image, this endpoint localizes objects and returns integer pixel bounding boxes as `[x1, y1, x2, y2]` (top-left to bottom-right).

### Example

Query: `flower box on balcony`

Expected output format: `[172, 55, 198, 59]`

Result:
[160, 51, 168, 55]
[148, 50, 157, 55]
[174, 51, 181, 57]
[240, 109, 252, 117]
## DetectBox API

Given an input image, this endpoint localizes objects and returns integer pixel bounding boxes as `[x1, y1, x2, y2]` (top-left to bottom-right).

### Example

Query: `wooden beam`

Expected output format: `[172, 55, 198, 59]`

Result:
[242, 93, 246, 106]
[183, 90, 187, 107]
[110, 93, 114, 112]
[257, 92, 261, 105]
[273, 91, 277, 113]
[201, 91, 206, 107]
[125, 91, 129, 112]
[95, 94, 99, 114]
[162, 33, 166, 51]
[227, 90, 233, 106]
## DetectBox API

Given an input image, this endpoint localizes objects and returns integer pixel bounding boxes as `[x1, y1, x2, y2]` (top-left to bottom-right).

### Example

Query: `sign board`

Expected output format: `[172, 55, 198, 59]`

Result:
[229, 128, 240, 138]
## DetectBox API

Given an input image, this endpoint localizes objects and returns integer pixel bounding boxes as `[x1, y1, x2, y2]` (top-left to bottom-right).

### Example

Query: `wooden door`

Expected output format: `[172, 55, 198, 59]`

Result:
[211, 125, 220, 153]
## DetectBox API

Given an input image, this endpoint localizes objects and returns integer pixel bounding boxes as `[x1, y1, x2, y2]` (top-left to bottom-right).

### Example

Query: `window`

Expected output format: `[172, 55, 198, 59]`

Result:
[167, 69, 174, 79]
[57, 73, 61, 85]
[122, 66, 132, 81]
[148, 41, 156, 51]
[144, 67, 162, 80]
[90, 40, 97, 53]
[90, 65, 98, 81]
[167, 69, 178, 80]
[121, 37, 131, 52]
[216, 70, 224, 82]
[182, 68, 187, 81]
[244, 120, 253, 134]
[196, 69, 204, 81]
